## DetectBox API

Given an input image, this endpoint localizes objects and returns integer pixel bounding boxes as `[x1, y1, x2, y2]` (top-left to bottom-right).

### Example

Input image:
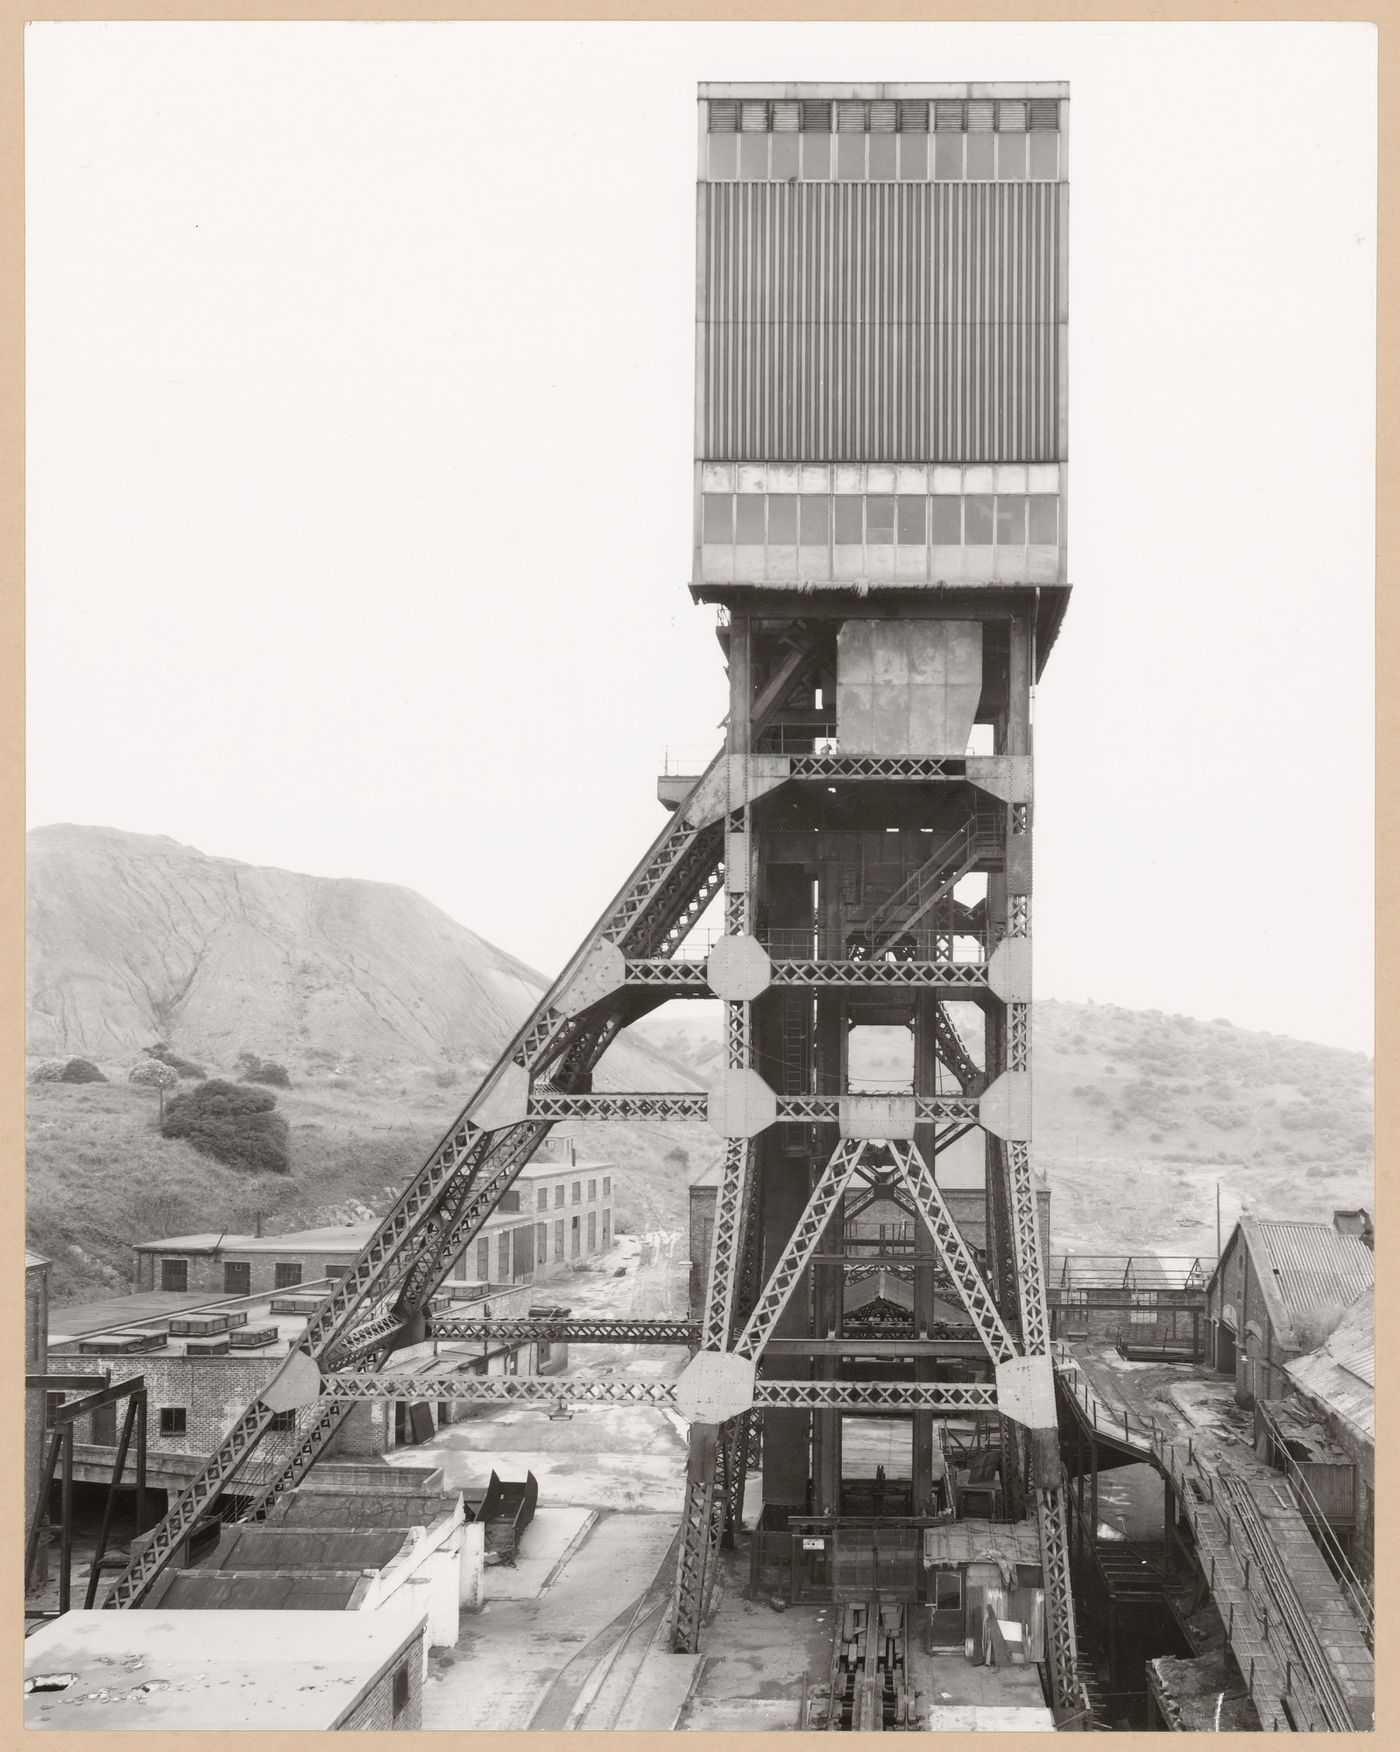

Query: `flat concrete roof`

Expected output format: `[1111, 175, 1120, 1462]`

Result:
[49, 1288, 255, 1342]
[24, 1607, 426, 1731]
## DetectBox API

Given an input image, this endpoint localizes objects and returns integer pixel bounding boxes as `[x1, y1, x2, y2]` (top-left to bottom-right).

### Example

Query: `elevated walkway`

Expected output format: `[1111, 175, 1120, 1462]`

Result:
[1052, 1343, 1372, 1732]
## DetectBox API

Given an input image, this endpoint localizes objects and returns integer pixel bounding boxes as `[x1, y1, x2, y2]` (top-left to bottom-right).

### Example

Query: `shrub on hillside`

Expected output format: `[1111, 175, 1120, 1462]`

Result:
[147, 1045, 207, 1080]
[161, 1079, 290, 1174]
[58, 1058, 107, 1084]
[28, 1060, 67, 1084]
[236, 1053, 291, 1089]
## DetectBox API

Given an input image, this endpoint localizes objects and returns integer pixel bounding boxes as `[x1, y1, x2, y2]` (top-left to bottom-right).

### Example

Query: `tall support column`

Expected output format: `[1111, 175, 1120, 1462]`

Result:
[671, 614, 757, 1652]
[811, 867, 845, 1515]
[912, 994, 942, 1512]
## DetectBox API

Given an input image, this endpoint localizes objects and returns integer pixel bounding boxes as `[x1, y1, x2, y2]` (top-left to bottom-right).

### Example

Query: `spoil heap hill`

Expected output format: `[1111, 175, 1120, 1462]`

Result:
[26, 825, 1371, 1300]
[26, 824, 707, 1300]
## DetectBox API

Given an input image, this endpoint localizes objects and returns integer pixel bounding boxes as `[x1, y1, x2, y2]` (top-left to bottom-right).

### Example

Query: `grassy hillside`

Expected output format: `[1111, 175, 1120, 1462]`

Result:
[1033, 999, 1372, 1256]
[26, 1056, 714, 1305]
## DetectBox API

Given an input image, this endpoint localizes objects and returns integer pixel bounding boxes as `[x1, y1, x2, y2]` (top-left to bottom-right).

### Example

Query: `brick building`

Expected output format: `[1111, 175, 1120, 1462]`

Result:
[48, 1274, 546, 1485]
[132, 1138, 614, 1298]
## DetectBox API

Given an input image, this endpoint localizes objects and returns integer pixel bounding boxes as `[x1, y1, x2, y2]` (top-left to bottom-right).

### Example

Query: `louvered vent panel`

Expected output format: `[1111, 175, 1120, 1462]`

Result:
[966, 100, 995, 131]
[897, 100, 930, 132]
[709, 101, 739, 133]
[869, 100, 897, 132]
[801, 99, 833, 131]
[772, 100, 801, 131]
[934, 101, 965, 132]
[703, 181, 1062, 461]
[998, 101, 1028, 131]
[837, 100, 867, 132]
[1028, 99, 1060, 130]
[740, 101, 768, 131]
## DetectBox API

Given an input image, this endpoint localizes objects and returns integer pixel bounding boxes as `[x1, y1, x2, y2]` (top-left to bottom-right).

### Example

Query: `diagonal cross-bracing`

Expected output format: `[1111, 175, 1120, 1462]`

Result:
[733, 1139, 869, 1360]
[886, 1139, 1019, 1365]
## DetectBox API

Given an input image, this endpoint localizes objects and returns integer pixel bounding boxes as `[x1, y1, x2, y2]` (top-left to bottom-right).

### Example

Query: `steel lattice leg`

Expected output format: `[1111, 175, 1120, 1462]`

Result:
[671, 1424, 723, 1652]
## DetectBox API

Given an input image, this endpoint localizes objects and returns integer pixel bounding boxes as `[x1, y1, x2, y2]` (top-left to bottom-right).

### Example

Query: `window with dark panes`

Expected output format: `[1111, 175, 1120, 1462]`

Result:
[866, 496, 895, 543]
[799, 496, 830, 545]
[1028, 496, 1059, 543]
[269, 1410, 296, 1431]
[572, 1181, 582, 1205]
[836, 133, 865, 180]
[896, 496, 927, 544]
[801, 133, 831, 179]
[555, 1184, 565, 1208]
[603, 1176, 611, 1196]
[571, 1216, 581, 1258]
[934, 134, 963, 179]
[965, 133, 995, 179]
[477, 1238, 490, 1281]
[1028, 130, 1058, 179]
[931, 498, 962, 543]
[159, 1407, 187, 1438]
[392, 1663, 410, 1720]
[537, 1186, 548, 1211]
[498, 1191, 520, 1214]
[770, 131, 799, 178]
[735, 496, 765, 543]
[537, 1223, 549, 1262]
[868, 132, 896, 179]
[995, 497, 1027, 545]
[998, 133, 1027, 180]
[588, 1212, 597, 1251]
[326, 1262, 350, 1278]
[274, 1263, 302, 1289]
[899, 134, 928, 180]
[554, 1219, 565, 1261]
[588, 1179, 597, 1200]
[965, 496, 995, 544]
[497, 1232, 510, 1279]
[739, 133, 768, 178]
[703, 495, 734, 543]
[708, 133, 738, 180]
[767, 495, 797, 544]
[834, 498, 863, 544]
[161, 1258, 188, 1292]
[223, 1261, 250, 1296]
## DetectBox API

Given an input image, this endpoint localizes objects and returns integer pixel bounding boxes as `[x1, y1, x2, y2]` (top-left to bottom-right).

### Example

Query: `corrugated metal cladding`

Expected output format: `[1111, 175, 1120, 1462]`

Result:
[704, 181, 1062, 461]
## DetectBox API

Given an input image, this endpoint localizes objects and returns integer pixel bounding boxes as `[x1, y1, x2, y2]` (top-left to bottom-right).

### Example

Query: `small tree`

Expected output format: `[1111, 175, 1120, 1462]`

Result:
[129, 1056, 179, 1120]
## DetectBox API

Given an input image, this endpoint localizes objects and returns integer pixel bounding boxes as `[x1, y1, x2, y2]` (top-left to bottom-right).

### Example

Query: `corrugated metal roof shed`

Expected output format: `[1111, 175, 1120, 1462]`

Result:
[923, 1518, 1042, 1569]
[1287, 1292, 1374, 1442]
[1253, 1221, 1373, 1326]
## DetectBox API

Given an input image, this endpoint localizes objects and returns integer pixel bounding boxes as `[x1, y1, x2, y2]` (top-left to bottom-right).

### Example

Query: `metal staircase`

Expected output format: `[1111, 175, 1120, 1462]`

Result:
[848, 810, 1001, 958]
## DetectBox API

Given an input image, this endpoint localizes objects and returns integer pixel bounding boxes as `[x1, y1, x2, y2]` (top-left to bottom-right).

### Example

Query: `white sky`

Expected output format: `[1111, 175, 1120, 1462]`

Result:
[25, 22, 1375, 1054]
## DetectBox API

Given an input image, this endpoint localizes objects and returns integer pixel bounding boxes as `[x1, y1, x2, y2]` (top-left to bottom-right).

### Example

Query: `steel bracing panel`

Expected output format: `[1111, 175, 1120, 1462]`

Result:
[733, 1139, 871, 1360]
[429, 1318, 700, 1346]
[102, 750, 737, 1611]
[886, 1140, 1018, 1364]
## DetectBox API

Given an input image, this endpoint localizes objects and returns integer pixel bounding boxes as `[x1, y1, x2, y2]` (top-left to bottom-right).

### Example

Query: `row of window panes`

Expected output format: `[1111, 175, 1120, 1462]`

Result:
[536, 1175, 609, 1210]
[702, 493, 1058, 546]
[708, 98, 1060, 133]
[707, 128, 1058, 182]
